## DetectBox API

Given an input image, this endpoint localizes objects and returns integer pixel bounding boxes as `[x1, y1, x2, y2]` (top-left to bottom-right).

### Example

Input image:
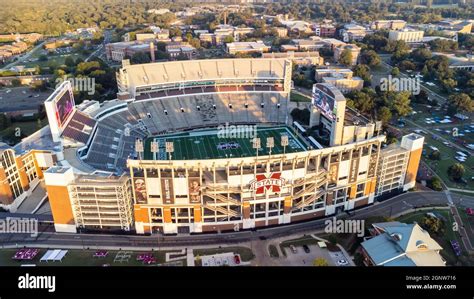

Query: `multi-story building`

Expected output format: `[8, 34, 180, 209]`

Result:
[371, 20, 407, 30]
[165, 42, 197, 60]
[376, 134, 424, 197]
[262, 51, 324, 66]
[333, 44, 361, 65]
[313, 24, 337, 37]
[0, 143, 56, 212]
[389, 29, 424, 43]
[226, 41, 270, 55]
[44, 167, 134, 233]
[105, 41, 156, 62]
[340, 24, 369, 42]
[274, 27, 288, 38]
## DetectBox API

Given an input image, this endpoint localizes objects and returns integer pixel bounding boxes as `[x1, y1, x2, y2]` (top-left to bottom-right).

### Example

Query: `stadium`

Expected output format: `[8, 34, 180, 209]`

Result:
[1, 58, 424, 235]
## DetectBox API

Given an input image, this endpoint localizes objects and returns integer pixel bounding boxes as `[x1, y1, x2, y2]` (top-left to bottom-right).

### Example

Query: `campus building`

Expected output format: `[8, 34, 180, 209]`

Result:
[389, 29, 424, 43]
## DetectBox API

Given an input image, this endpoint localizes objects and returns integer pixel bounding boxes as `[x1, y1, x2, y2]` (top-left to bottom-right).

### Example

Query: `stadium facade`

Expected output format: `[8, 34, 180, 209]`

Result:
[0, 58, 424, 235]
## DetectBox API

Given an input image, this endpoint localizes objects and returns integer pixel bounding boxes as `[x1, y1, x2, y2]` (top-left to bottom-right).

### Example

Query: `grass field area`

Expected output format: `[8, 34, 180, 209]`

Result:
[268, 245, 279, 258]
[290, 91, 311, 102]
[421, 134, 474, 190]
[144, 126, 307, 160]
[193, 246, 255, 262]
[0, 249, 186, 267]
[396, 209, 472, 266]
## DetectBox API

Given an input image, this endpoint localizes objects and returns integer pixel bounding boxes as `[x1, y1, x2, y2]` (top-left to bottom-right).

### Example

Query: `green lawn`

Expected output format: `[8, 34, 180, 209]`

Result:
[290, 92, 311, 102]
[0, 249, 186, 267]
[193, 246, 255, 262]
[421, 134, 474, 191]
[268, 244, 279, 258]
[144, 126, 307, 160]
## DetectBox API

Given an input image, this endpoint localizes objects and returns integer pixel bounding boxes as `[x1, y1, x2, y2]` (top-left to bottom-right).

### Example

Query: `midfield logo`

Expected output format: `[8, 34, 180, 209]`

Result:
[250, 172, 285, 195]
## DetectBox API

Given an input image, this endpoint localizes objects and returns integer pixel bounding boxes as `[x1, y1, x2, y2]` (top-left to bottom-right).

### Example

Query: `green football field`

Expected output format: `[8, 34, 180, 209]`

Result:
[144, 126, 307, 160]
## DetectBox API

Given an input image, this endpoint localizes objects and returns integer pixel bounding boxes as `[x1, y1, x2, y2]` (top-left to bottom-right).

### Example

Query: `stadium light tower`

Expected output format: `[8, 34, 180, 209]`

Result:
[165, 141, 174, 161]
[150, 140, 159, 160]
[252, 137, 261, 174]
[281, 134, 289, 156]
[135, 139, 144, 160]
[266, 137, 274, 157]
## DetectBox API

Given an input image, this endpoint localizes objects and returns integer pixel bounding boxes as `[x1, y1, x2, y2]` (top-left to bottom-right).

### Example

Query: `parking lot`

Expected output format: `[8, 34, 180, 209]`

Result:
[0, 86, 52, 114]
[277, 244, 353, 267]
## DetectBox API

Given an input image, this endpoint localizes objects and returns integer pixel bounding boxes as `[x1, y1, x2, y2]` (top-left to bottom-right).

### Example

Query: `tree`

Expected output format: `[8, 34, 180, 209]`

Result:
[430, 177, 443, 191]
[377, 106, 392, 124]
[448, 93, 473, 113]
[0, 113, 11, 130]
[313, 258, 329, 266]
[346, 89, 375, 114]
[64, 56, 75, 68]
[130, 52, 151, 64]
[223, 35, 234, 44]
[390, 67, 400, 77]
[409, 47, 432, 64]
[338, 48, 353, 66]
[11, 79, 21, 87]
[360, 50, 380, 67]
[390, 91, 412, 117]
[421, 216, 444, 235]
[429, 151, 441, 160]
[448, 163, 465, 181]
[352, 64, 371, 86]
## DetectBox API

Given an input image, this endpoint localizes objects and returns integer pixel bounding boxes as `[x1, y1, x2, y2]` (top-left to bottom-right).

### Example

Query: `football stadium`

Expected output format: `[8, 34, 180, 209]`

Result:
[0, 58, 424, 235]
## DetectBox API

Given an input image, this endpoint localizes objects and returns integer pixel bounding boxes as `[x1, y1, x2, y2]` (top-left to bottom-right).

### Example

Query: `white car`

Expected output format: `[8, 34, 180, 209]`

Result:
[337, 259, 349, 266]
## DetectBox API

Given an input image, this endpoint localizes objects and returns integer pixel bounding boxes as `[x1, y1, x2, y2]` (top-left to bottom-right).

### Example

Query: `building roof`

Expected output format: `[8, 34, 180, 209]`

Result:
[362, 222, 445, 266]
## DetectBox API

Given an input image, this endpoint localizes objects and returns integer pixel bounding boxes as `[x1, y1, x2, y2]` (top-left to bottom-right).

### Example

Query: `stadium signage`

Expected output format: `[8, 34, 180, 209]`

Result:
[250, 172, 285, 195]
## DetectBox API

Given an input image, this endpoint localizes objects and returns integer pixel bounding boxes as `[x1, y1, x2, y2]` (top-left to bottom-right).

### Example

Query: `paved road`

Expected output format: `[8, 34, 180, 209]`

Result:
[0, 191, 462, 249]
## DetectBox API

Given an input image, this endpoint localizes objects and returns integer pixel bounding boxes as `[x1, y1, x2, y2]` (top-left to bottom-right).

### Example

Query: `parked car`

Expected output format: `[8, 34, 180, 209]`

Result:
[337, 259, 349, 266]
[302, 245, 310, 253]
[466, 208, 474, 216]
[234, 255, 241, 265]
[450, 240, 462, 256]
[290, 245, 297, 254]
